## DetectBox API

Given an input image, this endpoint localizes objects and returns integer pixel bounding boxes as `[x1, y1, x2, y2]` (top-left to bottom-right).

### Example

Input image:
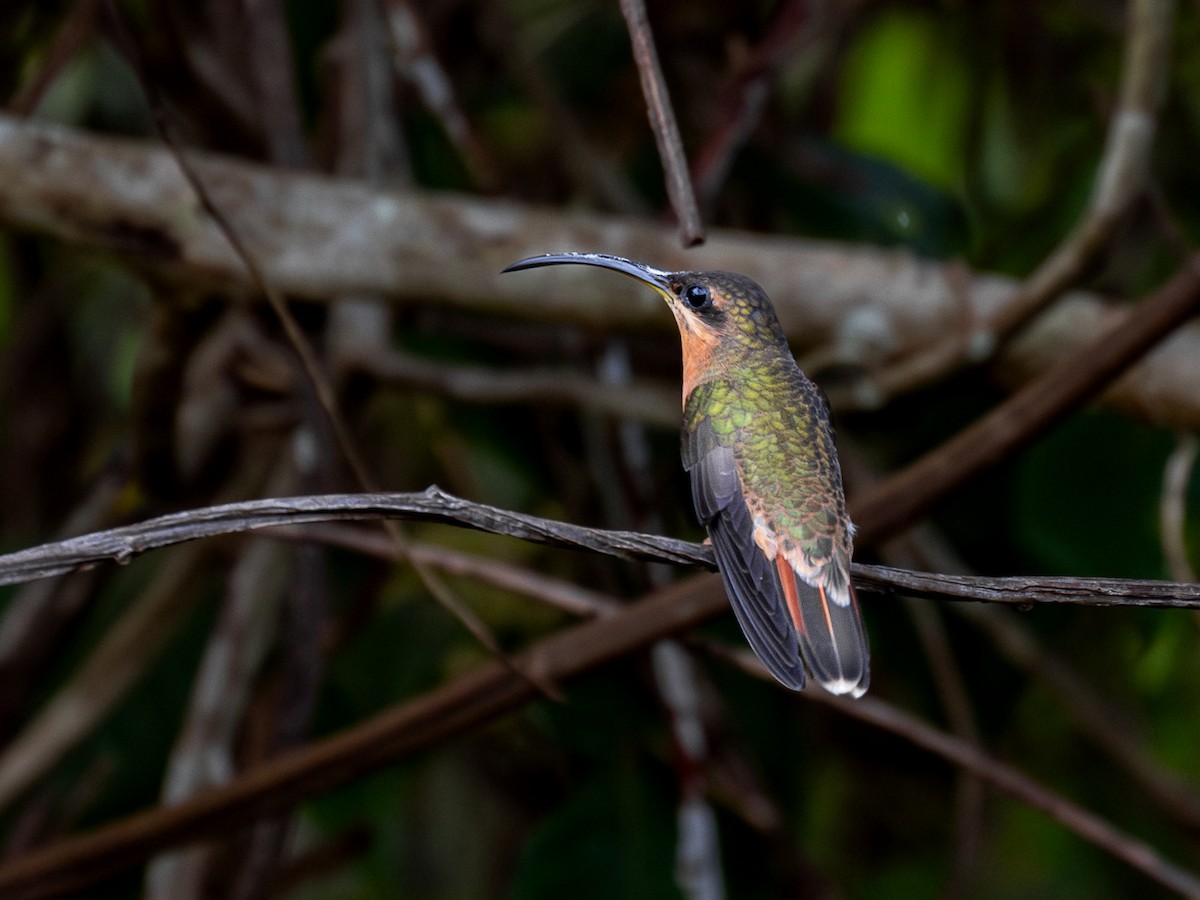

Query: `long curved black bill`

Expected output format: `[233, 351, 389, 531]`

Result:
[502, 253, 674, 294]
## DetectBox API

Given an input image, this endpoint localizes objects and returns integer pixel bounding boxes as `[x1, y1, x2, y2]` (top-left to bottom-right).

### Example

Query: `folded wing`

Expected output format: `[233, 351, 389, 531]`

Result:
[685, 419, 869, 695]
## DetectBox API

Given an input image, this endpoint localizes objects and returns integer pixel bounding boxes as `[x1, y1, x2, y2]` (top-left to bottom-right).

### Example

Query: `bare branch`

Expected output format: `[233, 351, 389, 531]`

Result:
[2, 115, 1199, 428]
[865, 0, 1175, 400]
[702, 642, 1200, 899]
[1, 569, 1197, 900]
[849, 564, 1200, 609]
[0, 488, 709, 587]
[1160, 432, 1198, 583]
[851, 251, 1200, 544]
[618, 0, 705, 246]
[0, 488, 1196, 608]
[0, 575, 731, 900]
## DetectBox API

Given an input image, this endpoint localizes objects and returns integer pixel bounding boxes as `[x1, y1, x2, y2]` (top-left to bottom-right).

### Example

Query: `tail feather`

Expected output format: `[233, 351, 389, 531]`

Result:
[779, 557, 870, 697]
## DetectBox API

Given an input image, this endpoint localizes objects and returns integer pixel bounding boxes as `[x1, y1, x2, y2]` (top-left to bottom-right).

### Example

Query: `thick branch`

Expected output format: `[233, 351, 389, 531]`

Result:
[0, 576, 718, 900]
[1, 567, 1196, 899]
[2, 116, 1200, 428]
[852, 252, 1200, 544]
[867, 0, 1174, 400]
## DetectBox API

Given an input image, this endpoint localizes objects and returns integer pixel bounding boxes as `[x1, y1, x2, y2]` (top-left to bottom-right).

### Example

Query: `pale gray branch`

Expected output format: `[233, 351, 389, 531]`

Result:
[3, 116, 1200, 428]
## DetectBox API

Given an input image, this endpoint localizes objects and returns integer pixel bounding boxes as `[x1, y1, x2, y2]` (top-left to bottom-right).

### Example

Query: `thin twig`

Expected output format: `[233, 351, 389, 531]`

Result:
[618, 0, 705, 246]
[103, 1, 560, 702]
[362, 346, 679, 426]
[1160, 432, 1198, 583]
[0, 488, 1198, 608]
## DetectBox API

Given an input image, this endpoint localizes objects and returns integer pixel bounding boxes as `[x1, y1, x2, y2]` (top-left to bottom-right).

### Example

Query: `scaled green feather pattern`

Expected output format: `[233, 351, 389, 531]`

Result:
[502, 254, 870, 695]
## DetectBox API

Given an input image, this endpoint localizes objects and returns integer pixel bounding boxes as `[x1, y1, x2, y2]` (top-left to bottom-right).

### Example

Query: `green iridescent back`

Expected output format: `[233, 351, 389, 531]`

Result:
[680, 273, 852, 579]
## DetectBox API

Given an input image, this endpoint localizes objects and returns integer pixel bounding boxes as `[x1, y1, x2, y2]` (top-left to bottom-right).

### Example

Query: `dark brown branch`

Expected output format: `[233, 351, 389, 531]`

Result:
[0, 576, 729, 900]
[866, 0, 1174, 400]
[0, 488, 1197, 609]
[831, 694, 1200, 897]
[3, 570, 1197, 900]
[618, 0, 705, 246]
[851, 252, 1200, 544]
[702, 641, 1200, 899]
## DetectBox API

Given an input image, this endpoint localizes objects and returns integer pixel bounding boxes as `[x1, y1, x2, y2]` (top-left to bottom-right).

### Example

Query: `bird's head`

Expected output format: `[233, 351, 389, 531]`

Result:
[503, 253, 789, 397]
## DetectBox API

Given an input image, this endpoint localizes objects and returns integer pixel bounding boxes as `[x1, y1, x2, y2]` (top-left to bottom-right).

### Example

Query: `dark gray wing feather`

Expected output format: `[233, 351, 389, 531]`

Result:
[683, 419, 807, 690]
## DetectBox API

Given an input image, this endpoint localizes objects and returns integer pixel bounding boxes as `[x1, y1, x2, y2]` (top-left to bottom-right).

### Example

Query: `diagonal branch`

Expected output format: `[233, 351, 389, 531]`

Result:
[0, 575, 721, 900]
[851, 250, 1200, 544]
[866, 0, 1175, 400]
[1, 569, 1197, 899]
[705, 641, 1200, 899]
[618, 0, 705, 246]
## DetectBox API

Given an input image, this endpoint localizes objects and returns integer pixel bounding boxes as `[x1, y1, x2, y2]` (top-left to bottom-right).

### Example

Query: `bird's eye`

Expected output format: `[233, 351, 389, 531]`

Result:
[682, 283, 711, 309]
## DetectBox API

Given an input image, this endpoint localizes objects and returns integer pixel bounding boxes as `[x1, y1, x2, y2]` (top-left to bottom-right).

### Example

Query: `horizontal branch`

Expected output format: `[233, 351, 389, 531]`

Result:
[2, 116, 1200, 428]
[0, 487, 1196, 609]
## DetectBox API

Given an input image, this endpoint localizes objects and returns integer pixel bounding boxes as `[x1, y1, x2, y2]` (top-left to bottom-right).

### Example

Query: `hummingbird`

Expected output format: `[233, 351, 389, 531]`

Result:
[503, 253, 869, 696]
